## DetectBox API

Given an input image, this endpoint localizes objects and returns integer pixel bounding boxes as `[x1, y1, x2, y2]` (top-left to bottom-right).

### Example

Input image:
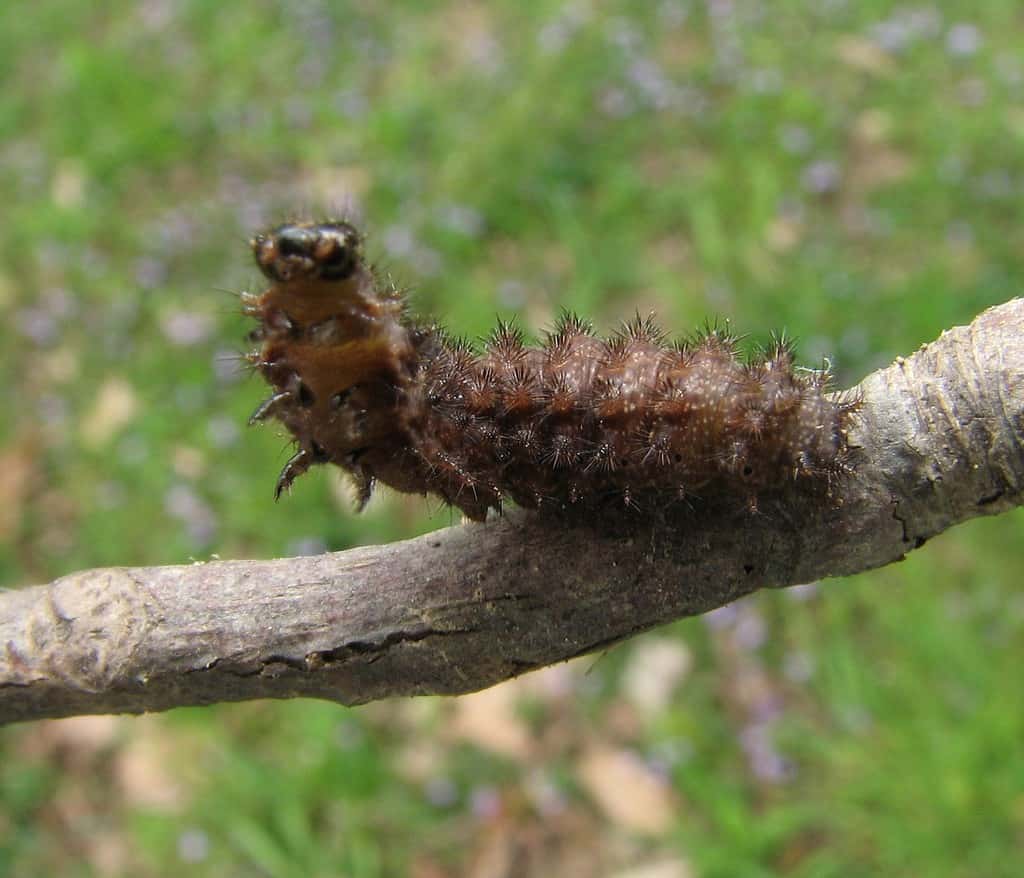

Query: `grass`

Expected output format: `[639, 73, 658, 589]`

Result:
[1, 1, 1023, 875]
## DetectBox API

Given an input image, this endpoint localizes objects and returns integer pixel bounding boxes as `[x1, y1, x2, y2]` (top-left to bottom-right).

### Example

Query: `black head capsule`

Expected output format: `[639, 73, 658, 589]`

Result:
[253, 221, 361, 282]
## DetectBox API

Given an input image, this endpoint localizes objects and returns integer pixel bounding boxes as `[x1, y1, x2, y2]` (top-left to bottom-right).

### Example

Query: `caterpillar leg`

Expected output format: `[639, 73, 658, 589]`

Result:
[248, 391, 292, 425]
[275, 448, 312, 500]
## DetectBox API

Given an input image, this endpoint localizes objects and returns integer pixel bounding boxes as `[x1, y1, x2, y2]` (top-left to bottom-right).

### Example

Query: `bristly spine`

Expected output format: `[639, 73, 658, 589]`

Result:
[245, 220, 860, 521]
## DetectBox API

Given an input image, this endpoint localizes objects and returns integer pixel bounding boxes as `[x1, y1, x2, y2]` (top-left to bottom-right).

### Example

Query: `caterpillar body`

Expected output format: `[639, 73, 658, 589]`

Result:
[244, 221, 858, 522]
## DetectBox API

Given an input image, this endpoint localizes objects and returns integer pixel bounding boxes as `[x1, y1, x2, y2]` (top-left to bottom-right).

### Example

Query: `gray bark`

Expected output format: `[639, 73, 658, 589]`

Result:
[2, 299, 1022, 726]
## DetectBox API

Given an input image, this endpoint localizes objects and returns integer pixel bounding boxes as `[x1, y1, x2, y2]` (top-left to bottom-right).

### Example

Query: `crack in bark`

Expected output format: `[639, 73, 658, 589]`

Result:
[314, 626, 476, 664]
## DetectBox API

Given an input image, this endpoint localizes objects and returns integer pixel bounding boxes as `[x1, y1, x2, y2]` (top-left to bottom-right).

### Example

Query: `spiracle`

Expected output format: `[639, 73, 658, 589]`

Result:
[243, 220, 859, 521]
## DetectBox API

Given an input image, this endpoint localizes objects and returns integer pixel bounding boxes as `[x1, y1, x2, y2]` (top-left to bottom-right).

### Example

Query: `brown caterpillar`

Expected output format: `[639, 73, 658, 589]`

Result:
[243, 221, 858, 521]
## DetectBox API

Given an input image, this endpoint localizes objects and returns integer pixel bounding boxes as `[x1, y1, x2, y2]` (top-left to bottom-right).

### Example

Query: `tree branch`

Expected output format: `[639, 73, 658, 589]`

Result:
[2, 300, 1023, 725]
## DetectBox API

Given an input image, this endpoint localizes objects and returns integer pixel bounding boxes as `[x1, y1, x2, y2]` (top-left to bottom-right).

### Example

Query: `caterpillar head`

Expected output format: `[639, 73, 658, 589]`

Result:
[252, 221, 362, 283]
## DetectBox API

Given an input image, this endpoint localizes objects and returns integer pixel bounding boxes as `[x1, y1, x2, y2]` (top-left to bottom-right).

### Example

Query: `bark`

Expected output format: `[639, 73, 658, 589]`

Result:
[2, 300, 1022, 726]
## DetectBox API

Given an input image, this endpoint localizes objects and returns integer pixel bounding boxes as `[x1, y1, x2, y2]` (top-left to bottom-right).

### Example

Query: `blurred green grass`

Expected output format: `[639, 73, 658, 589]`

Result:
[1, 1, 1023, 875]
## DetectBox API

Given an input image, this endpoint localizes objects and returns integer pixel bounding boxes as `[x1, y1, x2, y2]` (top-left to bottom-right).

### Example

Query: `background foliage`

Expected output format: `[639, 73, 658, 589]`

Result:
[2, 1, 1023, 875]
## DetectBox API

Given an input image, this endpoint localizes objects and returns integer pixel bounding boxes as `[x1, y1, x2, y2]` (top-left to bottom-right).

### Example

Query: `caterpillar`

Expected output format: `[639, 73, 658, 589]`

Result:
[243, 220, 858, 522]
